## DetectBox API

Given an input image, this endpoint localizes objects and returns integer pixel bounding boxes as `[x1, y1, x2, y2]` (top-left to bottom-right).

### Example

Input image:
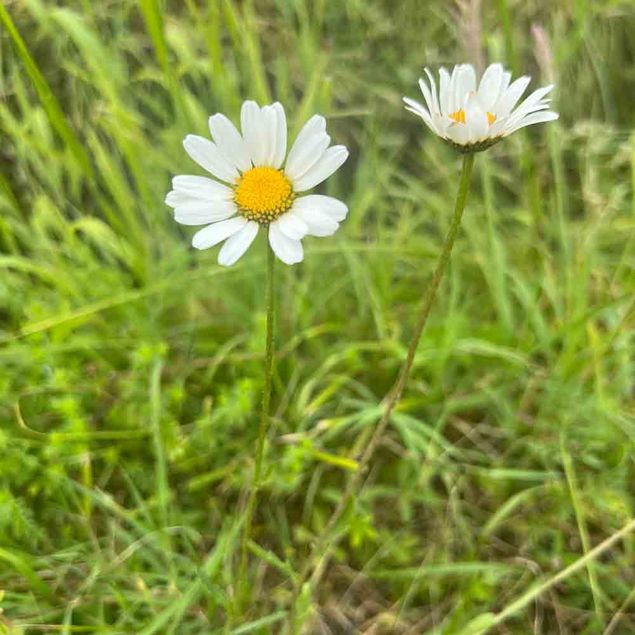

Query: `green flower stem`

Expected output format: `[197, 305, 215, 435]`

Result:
[237, 245, 276, 608]
[289, 153, 476, 628]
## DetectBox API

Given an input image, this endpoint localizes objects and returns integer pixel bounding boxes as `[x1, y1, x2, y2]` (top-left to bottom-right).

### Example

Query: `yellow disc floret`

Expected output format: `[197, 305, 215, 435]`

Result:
[449, 108, 497, 126]
[234, 167, 294, 224]
[449, 108, 466, 124]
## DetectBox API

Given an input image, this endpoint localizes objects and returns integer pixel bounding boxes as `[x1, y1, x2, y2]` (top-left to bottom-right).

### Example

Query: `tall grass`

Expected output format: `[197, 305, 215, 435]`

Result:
[1, 0, 634, 632]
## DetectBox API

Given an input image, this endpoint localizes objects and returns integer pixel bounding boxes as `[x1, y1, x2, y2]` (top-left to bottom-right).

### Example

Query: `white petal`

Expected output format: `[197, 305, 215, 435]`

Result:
[166, 190, 194, 207]
[458, 64, 477, 96]
[478, 63, 504, 110]
[294, 209, 338, 237]
[418, 75, 435, 115]
[403, 97, 436, 132]
[284, 132, 331, 182]
[505, 101, 551, 128]
[170, 193, 235, 212]
[292, 145, 348, 192]
[487, 118, 508, 137]
[191, 216, 247, 250]
[218, 221, 258, 266]
[434, 113, 451, 138]
[466, 98, 489, 141]
[276, 210, 309, 240]
[506, 111, 559, 134]
[166, 173, 236, 225]
[174, 200, 237, 226]
[403, 97, 430, 120]
[170, 175, 233, 201]
[510, 85, 554, 119]
[271, 102, 287, 168]
[445, 122, 470, 145]
[269, 221, 304, 265]
[494, 76, 531, 117]
[208, 114, 251, 173]
[424, 68, 441, 114]
[165, 190, 234, 208]
[439, 67, 451, 115]
[291, 198, 342, 237]
[448, 65, 460, 113]
[289, 115, 326, 149]
[285, 115, 328, 176]
[183, 135, 239, 183]
[261, 104, 279, 167]
[240, 100, 266, 166]
[293, 194, 348, 222]
[499, 71, 512, 98]
[452, 64, 473, 113]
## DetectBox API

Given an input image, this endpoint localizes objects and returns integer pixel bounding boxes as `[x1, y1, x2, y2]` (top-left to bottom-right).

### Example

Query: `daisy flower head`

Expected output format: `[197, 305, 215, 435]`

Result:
[166, 101, 349, 266]
[404, 63, 559, 153]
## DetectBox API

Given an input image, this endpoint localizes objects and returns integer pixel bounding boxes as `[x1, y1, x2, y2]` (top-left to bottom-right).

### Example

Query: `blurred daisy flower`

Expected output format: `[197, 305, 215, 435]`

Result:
[166, 101, 349, 266]
[404, 63, 559, 152]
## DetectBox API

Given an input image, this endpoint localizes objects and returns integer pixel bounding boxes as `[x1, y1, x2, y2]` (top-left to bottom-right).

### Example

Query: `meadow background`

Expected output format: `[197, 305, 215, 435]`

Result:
[1, 0, 635, 633]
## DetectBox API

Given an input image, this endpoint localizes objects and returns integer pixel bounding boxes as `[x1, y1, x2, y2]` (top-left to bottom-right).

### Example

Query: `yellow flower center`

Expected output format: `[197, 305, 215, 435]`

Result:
[449, 109, 497, 125]
[449, 108, 466, 124]
[234, 167, 294, 223]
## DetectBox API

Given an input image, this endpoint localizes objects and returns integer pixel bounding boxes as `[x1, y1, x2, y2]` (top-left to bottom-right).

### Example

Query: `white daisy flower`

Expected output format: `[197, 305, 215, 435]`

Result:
[165, 101, 349, 266]
[404, 63, 559, 152]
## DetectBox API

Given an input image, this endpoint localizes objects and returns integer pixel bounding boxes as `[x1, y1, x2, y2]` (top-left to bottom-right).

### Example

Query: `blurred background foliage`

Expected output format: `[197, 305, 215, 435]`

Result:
[0, 0, 634, 632]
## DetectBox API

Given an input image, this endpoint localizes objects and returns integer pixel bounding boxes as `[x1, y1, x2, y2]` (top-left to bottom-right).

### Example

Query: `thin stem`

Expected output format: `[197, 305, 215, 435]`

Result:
[237, 246, 276, 608]
[560, 430, 604, 624]
[490, 517, 635, 630]
[288, 153, 475, 629]
[604, 583, 635, 635]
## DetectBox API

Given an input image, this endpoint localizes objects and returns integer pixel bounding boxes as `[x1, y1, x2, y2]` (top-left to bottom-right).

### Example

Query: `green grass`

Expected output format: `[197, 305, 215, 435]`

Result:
[1, 0, 634, 632]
